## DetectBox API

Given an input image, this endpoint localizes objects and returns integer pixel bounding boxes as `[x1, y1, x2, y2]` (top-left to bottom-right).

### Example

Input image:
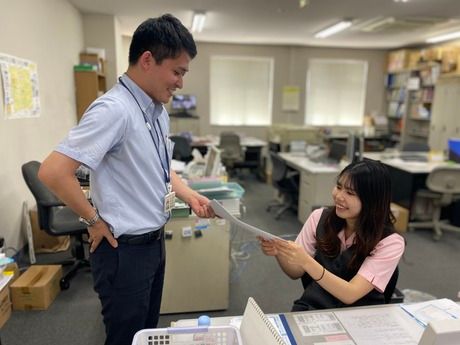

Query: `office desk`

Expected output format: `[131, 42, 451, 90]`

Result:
[191, 135, 267, 149]
[364, 152, 459, 212]
[192, 135, 268, 178]
[278, 153, 340, 223]
[173, 302, 426, 345]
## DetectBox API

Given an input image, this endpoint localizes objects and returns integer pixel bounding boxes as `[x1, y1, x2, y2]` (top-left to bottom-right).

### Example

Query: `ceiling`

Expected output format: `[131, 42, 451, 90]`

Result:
[69, 0, 460, 49]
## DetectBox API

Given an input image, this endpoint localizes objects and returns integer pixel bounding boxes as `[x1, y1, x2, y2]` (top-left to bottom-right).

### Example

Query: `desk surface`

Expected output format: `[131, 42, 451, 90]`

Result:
[173, 302, 427, 345]
[192, 135, 267, 148]
[363, 152, 458, 174]
[278, 152, 341, 174]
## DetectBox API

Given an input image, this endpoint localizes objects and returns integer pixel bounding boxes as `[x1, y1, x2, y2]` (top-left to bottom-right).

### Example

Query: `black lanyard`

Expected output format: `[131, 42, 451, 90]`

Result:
[118, 76, 170, 184]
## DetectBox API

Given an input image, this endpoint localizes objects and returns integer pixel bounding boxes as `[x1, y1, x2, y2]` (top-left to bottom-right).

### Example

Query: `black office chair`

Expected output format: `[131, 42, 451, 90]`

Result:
[170, 135, 193, 163]
[300, 266, 403, 304]
[21, 161, 90, 290]
[266, 151, 299, 220]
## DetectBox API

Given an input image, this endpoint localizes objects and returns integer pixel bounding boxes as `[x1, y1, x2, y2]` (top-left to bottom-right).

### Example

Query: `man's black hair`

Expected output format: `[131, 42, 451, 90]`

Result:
[129, 14, 197, 65]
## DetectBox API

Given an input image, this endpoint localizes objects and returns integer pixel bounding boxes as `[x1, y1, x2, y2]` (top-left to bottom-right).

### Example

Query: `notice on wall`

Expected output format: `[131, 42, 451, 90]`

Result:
[282, 85, 300, 111]
[0, 53, 40, 119]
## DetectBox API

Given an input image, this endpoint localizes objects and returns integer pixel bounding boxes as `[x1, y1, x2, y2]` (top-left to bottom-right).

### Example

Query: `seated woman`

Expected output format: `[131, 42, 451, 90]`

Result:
[260, 158, 404, 311]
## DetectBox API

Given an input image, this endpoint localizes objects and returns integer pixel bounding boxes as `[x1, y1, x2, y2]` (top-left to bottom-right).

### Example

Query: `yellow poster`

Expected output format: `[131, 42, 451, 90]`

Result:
[0, 53, 40, 119]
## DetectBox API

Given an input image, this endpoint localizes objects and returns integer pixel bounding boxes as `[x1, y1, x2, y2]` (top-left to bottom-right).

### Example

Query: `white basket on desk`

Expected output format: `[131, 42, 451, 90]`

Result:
[132, 325, 243, 345]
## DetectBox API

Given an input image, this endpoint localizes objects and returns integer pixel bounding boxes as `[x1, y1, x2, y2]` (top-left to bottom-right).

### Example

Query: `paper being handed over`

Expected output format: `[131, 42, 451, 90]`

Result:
[210, 199, 280, 240]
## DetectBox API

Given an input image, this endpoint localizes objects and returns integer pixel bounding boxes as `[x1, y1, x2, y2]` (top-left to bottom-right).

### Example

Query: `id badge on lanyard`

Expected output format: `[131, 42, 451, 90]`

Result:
[164, 183, 176, 213]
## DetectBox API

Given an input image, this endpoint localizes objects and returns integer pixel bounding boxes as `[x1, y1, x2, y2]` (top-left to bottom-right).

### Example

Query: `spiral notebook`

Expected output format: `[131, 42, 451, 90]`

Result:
[240, 297, 288, 345]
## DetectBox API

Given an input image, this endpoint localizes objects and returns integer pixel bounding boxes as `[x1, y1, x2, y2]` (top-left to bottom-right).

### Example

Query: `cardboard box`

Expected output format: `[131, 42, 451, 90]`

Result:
[391, 203, 409, 233]
[10, 265, 62, 310]
[30, 210, 70, 253]
[0, 284, 12, 328]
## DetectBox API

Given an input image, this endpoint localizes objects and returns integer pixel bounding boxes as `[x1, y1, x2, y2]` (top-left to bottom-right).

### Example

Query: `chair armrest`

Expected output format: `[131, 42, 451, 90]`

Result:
[40, 198, 66, 207]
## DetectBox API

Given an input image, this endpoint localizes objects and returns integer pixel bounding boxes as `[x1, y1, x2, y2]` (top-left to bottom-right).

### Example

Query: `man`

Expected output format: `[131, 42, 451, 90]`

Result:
[39, 14, 213, 345]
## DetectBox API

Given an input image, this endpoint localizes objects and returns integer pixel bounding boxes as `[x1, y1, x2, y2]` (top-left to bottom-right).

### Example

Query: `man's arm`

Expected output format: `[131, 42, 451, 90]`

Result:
[38, 151, 117, 252]
[170, 170, 214, 218]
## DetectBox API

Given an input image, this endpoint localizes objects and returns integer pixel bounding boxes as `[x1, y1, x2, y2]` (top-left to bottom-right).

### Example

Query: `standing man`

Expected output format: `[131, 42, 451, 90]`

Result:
[39, 14, 213, 345]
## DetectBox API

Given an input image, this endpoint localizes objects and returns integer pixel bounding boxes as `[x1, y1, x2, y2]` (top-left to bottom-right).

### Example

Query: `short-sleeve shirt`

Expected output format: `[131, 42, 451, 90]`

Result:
[295, 208, 405, 292]
[56, 74, 173, 237]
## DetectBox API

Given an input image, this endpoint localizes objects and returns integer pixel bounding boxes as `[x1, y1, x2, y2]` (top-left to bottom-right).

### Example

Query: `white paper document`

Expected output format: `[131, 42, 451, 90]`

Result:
[400, 298, 460, 327]
[210, 199, 280, 240]
[334, 306, 423, 345]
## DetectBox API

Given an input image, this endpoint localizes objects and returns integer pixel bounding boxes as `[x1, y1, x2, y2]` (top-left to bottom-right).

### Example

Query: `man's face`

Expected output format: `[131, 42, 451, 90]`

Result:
[145, 51, 191, 104]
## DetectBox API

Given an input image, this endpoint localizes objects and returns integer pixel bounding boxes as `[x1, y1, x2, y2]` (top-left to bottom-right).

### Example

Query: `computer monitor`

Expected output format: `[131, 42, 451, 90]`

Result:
[328, 140, 348, 163]
[448, 138, 460, 163]
[171, 94, 196, 111]
[204, 146, 221, 177]
[346, 133, 363, 163]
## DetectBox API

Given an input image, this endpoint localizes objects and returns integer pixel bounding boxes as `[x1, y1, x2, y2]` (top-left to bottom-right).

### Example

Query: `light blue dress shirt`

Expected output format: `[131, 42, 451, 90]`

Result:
[56, 74, 173, 237]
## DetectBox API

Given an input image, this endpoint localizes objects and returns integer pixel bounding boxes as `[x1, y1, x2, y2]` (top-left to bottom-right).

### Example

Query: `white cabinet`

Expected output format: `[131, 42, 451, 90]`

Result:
[298, 170, 336, 224]
[160, 217, 230, 314]
[429, 76, 460, 152]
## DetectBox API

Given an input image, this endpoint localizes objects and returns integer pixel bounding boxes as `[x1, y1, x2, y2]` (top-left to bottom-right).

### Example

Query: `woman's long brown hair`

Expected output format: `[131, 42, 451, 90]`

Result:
[316, 158, 395, 271]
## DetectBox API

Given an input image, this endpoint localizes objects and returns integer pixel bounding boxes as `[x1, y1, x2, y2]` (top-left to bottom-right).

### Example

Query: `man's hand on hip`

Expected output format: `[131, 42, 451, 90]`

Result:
[88, 220, 118, 253]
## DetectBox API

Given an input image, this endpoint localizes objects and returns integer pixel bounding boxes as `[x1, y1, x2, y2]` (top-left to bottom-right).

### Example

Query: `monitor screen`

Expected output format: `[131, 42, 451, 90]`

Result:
[448, 138, 460, 163]
[328, 141, 347, 163]
[204, 146, 221, 177]
[171, 94, 196, 111]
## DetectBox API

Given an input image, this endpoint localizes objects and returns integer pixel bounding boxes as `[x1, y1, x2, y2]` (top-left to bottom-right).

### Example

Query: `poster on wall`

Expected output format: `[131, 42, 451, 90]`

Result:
[0, 53, 40, 119]
[282, 85, 300, 111]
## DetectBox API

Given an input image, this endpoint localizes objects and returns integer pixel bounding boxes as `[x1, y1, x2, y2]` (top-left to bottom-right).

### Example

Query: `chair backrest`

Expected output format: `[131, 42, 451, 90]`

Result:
[269, 152, 289, 183]
[383, 266, 399, 304]
[21, 160, 60, 231]
[170, 135, 192, 162]
[426, 166, 460, 195]
[219, 132, 243, 159]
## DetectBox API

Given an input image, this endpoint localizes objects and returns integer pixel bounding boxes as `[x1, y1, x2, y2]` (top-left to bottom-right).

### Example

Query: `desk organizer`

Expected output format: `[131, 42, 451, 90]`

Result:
[132, 325, 242, 345]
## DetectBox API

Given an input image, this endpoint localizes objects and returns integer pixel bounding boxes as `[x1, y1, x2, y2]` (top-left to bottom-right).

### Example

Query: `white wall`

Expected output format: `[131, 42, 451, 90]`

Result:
[82, 14, 119, 88]
[120, 40, 387, 140]
[0, 0, 84, 251]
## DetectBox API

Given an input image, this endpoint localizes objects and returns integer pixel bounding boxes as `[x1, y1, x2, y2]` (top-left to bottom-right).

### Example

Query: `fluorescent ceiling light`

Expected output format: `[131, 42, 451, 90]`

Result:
[315, 20, 353, 38]
[191, 11, 206, 33]
[426, 31, 460, 43]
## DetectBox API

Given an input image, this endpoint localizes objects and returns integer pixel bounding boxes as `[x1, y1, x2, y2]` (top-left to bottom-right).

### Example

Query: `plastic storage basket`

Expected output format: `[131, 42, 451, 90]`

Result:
[132, 326, 243, 345]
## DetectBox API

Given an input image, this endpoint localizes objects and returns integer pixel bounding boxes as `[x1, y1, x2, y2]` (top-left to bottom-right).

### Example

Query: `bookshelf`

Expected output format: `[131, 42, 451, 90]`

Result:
[74, 53, 106, 121]
[385, 62, 441, 148]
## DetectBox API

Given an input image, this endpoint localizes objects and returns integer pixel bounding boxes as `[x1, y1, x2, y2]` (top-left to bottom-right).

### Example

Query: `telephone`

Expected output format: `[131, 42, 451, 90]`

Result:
[183, 161, 205, 178]
[306, 145, 327, 160]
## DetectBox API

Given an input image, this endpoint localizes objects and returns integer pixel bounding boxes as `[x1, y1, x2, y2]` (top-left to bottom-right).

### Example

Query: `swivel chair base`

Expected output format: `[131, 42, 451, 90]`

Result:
[60, 259, 91, 290]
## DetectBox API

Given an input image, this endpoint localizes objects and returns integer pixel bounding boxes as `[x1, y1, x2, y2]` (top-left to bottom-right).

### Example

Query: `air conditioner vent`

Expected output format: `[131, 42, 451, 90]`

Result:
[354, 16, 447, 33]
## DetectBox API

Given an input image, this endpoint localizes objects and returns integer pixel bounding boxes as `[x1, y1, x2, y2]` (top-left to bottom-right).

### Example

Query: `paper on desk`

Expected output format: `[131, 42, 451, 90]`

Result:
[334, 306, 422, 345]
[210, 199, 280, 240]
[400, 298, 460, 327]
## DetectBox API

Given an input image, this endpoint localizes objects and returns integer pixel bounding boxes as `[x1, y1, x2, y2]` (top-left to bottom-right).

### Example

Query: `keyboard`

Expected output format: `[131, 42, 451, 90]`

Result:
[399, 154, 428, 162]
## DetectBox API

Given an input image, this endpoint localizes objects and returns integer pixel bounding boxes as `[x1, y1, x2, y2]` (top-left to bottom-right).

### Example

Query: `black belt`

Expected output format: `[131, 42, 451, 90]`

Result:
[117, 227, 164, 245]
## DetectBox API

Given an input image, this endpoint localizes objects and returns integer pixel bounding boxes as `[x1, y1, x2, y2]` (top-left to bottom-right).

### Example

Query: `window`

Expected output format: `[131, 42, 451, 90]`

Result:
[210, 56, 274, 126]
[305, 59, 368, 126]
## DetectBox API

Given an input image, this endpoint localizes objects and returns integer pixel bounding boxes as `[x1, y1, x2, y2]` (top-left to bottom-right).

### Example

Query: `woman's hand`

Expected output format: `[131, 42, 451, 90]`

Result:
[258, 237, 278, 256]
[274, 240, 311, 268]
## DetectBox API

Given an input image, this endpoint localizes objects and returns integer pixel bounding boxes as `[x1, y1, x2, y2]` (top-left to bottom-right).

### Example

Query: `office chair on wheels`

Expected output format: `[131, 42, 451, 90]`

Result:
[408, 166, 460, 241]
[22, 161, 90, 290]
[300, 266, 402, 305]
[219, 132, 245, 177]
[170, 135, 193, 163]
[266, 151, 299, 220]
